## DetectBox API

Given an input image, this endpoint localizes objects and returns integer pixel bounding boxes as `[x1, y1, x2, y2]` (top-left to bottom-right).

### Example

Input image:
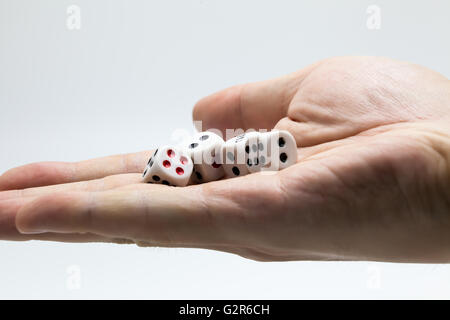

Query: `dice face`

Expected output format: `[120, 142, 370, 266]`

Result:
[142, 146, 193, 187]
[186, 131, 225, 183]
[221, 132, 259, 178]
[260, 130, 297, 171]
[226, 130, 297, 174]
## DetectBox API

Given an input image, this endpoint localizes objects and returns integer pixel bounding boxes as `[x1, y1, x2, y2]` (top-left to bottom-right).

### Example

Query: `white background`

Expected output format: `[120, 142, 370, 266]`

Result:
[1, 0, 450, 299]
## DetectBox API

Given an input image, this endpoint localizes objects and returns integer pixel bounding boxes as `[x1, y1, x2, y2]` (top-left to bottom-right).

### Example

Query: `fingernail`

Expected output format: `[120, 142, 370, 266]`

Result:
[16, 224, 48, 234]
[17, 227, 47, 235]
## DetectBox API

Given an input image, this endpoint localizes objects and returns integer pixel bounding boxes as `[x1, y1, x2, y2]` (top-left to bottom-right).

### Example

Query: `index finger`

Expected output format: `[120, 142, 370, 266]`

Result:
[0, 150, 152, 191]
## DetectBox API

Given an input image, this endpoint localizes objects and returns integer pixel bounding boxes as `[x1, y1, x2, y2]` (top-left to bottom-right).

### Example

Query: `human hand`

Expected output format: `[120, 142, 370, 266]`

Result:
[2, 56, 450, 262]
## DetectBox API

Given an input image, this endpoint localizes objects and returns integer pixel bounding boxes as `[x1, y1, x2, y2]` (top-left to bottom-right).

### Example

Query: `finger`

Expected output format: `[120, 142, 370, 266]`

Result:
[0, 198, 115, 242]
[16, 173, 283, 247]
[6, 189, 299, 259]
[0, 151, 153, 191]
[0, 173, 142, 201]
[16, 186, 226, 245]
[193, 63, 318, 136]
[13, 232, 116, 243]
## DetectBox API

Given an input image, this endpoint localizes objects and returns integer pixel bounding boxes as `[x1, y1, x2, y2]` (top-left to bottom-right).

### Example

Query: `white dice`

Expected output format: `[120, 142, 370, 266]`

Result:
[221, 130, 297, 177]
[142, 146, 193, 187]
[263, 130, 297, 171]
[247, 130, 297, 172]
[141, 130, 297, 186]
[185, 131, 225, 183]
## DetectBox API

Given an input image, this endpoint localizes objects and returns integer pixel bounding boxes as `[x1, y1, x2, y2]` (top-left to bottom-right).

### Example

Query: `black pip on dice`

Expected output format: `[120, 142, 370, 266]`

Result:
[248, 130, 298, 172]
[221, 131, 258, 178]
[142, 130, 298, 186]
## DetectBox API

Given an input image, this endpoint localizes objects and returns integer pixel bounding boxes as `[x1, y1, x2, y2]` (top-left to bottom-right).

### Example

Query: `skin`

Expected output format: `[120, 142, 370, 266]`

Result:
[1, 56, 450, 262]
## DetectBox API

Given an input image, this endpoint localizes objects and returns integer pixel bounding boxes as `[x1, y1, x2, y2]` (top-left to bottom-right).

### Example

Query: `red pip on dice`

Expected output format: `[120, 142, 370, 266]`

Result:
[142, 130, 297, 187]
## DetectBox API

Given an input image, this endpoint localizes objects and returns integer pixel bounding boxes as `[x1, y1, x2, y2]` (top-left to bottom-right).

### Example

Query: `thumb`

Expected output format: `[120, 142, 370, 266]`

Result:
[192, 65, 316, 136]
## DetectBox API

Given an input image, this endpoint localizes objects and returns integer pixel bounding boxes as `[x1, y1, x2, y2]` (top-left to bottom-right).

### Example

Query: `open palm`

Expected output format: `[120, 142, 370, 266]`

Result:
[1, 57, 450, 262]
